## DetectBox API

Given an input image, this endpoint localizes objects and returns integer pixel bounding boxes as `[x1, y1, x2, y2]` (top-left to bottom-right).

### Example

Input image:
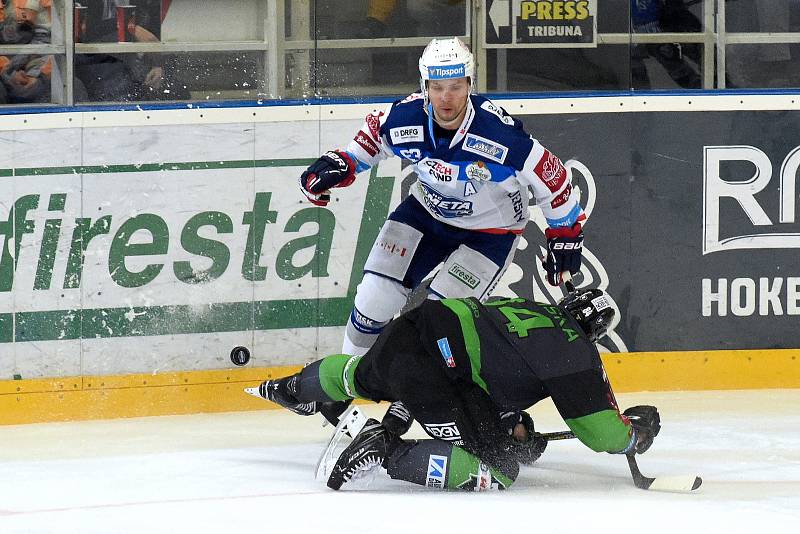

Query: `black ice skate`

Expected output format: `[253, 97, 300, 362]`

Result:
[244, 376, 318, 416]
[327, 419, 397, 490]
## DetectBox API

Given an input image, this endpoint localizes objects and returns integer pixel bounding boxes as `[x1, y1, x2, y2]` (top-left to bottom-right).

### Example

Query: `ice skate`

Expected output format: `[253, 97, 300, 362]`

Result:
[326, 419, 397, 490]
[244, 376, 318, 416]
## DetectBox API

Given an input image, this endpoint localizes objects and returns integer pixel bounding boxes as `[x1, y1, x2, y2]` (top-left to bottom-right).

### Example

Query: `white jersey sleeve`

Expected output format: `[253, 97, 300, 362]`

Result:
[343, 103, 395, 171]
[519, 137, 585, 228]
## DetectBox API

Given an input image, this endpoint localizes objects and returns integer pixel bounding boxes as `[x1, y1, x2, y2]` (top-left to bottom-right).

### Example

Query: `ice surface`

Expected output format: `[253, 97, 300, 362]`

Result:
[1, 390, 798, 534]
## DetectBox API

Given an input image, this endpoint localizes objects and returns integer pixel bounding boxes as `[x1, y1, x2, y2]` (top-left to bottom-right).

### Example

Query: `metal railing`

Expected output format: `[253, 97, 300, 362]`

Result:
[1, 1, 799, 107]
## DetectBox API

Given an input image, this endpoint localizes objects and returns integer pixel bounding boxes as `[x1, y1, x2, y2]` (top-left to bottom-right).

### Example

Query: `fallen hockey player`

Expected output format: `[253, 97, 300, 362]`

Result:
[248, 288, 661, 491]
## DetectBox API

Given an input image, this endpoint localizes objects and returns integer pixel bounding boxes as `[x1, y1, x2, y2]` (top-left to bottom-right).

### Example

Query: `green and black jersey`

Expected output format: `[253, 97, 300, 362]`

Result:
[414, 297, 634, 453]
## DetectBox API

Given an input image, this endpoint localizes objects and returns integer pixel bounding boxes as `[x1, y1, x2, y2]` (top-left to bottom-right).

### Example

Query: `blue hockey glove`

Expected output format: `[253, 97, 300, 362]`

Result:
[543, 222, 584, 286]
[299, 150, 356, 207]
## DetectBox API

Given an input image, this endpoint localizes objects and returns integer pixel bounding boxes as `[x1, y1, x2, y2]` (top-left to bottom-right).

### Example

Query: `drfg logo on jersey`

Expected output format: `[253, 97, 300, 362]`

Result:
[703, 145, 800, 254]
[390, 126, 424, 144]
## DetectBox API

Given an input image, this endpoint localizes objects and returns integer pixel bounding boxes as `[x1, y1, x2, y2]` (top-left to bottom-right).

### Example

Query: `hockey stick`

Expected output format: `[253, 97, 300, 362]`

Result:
[538, 430, 575, 441]
[562, 271, 577, 293]
[539, 430, 702, 492]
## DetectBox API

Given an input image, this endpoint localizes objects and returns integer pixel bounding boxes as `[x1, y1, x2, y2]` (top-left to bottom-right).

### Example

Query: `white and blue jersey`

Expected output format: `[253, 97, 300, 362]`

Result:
[344, 92, 584, 233]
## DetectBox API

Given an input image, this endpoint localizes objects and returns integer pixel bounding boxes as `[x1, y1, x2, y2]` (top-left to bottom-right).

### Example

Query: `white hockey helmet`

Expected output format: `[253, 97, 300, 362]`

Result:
[418, 37, 475, 108]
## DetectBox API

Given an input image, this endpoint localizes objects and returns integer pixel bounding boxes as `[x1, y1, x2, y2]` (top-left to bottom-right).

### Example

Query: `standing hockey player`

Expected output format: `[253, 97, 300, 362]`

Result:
[248, 289, 661, 491]
[298, 37, 586, 357]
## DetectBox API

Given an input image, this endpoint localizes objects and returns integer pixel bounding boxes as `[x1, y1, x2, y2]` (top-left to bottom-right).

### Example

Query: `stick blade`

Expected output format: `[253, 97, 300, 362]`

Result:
[647, 475, 703, 493]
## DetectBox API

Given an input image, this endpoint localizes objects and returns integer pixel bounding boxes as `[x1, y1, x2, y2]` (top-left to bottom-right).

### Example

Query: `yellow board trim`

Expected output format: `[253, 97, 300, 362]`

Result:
[605, 349, 800, 392]
[0, 366, 302, 426]
[1, 349, 798, 425]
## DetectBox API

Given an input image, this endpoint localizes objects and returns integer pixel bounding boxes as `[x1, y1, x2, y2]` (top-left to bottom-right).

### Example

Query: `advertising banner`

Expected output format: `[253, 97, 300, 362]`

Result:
[2, 104, 799, 384]
[514, 110, 800, 352]
[0, 120, 399, 379]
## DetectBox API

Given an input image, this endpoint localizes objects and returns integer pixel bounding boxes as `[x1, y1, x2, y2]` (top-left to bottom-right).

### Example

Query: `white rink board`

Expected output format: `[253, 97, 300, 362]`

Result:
[5, 92, 799, 381]
[0, 111, 402, 378]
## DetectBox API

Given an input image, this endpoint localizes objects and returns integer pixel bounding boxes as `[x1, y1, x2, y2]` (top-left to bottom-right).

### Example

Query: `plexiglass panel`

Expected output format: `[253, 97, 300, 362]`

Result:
[2, 0, 800, 106]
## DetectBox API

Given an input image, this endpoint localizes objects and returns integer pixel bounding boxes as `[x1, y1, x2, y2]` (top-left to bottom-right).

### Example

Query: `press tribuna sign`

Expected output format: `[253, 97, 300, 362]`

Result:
[485, 0, 597, 47]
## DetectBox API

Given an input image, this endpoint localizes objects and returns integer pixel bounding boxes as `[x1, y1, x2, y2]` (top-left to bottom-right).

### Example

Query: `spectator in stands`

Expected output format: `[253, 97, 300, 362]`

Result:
[726, 0, 800, 88]
[74, 0, 187, 102]
[0, 0, 53, 104]
[355, 0, 465, 38]
[630, 0, 702, 89]
[0, 70, 7, 102]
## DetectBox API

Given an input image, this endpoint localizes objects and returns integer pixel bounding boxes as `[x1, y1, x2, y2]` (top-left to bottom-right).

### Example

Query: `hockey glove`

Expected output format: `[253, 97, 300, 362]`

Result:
[543, 222, 584, 286]
[623, 405, 661, 454]
[499, 410, 547, 465]
[299, 150, 357, 207]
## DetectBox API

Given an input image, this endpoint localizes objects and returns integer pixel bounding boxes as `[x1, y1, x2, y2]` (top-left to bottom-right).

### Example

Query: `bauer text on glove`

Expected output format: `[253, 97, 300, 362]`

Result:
[543, 222, 584, 286]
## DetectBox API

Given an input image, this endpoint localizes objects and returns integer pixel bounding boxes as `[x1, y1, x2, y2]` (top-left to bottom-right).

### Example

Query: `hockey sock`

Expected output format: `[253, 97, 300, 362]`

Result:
[316, 354, 367, 401]
[384, 439, 515, 491]
[287, 359, 357, 405]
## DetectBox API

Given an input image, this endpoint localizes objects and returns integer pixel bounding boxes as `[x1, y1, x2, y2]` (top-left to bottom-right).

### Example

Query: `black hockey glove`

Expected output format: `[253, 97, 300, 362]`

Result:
[499, 410, 547, 465]
[299, 150, 356, 207]
[542, 222, 584, 286]
[623, 405, 661, 455]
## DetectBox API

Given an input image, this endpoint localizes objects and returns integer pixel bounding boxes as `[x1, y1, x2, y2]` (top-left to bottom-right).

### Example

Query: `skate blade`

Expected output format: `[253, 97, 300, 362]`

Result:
[244, 386, 265, 399]
[315, 405, 368, 481]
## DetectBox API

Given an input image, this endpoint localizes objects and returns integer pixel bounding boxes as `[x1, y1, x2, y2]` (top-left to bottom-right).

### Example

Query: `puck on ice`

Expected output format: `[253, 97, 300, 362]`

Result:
[230, 346, 251, 366]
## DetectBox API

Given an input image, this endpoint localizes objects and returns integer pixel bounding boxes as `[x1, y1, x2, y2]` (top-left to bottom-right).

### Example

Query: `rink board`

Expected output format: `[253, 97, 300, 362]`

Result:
[2, 348, 798, 424]
[2, 94, 800, 424]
